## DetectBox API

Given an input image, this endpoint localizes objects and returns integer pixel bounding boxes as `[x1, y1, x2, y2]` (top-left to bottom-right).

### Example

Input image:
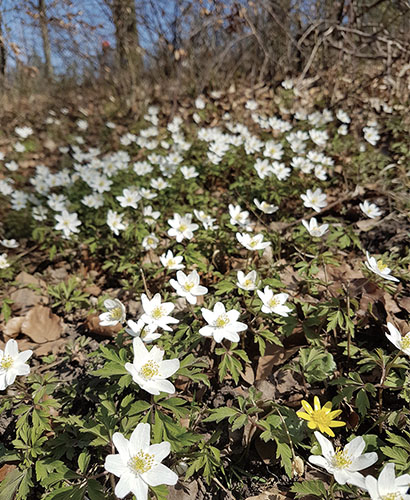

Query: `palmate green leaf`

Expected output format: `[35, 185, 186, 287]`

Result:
[92, 361, 128, 377]
[355, 388, 370, 417]
[43, 485, 85, 500]
[87, 479, 111, 500]
[214, 279, 235, 295]
[385, 430, 410, 451]
[0, 467, 26, 500]
[151, 484, 169, 500]
[290, 479, 327, 498]
[275, 440, 292, 478]
[380, 446, 410, 473]
[203, 407, 239, 423]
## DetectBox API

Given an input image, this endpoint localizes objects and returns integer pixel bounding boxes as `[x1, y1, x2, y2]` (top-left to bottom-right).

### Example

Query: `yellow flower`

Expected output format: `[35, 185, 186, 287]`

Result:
[296, 396, 346, 437]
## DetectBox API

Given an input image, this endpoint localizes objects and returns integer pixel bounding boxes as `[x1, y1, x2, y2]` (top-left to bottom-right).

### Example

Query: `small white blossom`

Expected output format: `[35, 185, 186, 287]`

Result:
[385, 322, 410, 356]
[126, 319, 161, 343]
[364, 463, 410, 500]
[0, 253, 10, 269]
[99, 299, 126, 326]
[236, 270, 258, 291]
[142, 233, 159, 250]
[254, 199, 278, 215]
[257, 287, 291, 316]
[107, 210, 128, 236]
[302, 218, 328, 237]
[170, 270, 208, 305]
[365, 251, 399, 282]
[301, 188, 327, 212]
[359, 201, 382, 219]
[125, 338, 180, 395]
[0, 340, 32, 390]
[54, 210, 81, 238]
[1, 239, 19, 249]
[309, 431, 377, 487]
[167, 213, 198, 242]
[141, 293, 179, 331]
[200, 302, 247, 343]
[160, 250, 184, 270]
[236, 232, 271, 251]
[104, 422, 178, 499]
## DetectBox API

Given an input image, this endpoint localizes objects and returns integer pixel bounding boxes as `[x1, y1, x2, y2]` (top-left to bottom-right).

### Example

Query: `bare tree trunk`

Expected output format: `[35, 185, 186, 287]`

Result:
[38, 0, 53, 79]
[0, 9, 6, 81]
[110, 0, 141, 87]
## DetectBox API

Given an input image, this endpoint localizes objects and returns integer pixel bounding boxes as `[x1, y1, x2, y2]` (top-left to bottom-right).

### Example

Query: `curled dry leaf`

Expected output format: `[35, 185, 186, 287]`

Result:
[3, 316, 25, 339]
[21, 305, 63, 344]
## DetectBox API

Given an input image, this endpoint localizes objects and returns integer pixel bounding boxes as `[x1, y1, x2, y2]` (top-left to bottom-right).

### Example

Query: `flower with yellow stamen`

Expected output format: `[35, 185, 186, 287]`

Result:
[296, 396, 345, 437]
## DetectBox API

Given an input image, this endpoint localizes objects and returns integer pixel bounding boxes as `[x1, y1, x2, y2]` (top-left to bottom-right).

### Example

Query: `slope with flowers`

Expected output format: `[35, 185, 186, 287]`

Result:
[0, 83, 409, 500]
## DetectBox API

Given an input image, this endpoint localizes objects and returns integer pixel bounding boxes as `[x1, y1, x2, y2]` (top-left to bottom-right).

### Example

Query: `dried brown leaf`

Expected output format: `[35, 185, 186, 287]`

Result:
[21, 305, 63, 344]
[3, 316, 25, 339]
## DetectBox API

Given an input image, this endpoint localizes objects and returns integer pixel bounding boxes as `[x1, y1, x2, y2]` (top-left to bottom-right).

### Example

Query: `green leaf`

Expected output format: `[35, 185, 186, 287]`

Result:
[355, 389, 370, 417]
[87, 479, 109, 500]
[78, 451, 90, 474]
[0, 467, 25, 500]
[290, 479, 327, 498]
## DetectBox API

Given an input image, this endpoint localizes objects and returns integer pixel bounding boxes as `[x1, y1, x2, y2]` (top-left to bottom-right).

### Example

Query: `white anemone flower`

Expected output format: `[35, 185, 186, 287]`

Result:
[170, 270, 208, 305]
[125, 338, 180, 395]
[236, 270, 258, 291]
[302, 217, 329, 237]
[99, 299, 126, 326]
[254, 199, 279, 214]
[300, 188, 328, 212]
[54, 210, 81, 238]
[385, 322, 410, 356]
[140, 293, 178, 331]
[199, 302, 247, 343]
[0, 340, 33, 390]
[167, 213, 198, 242]
[236, 233, 271, 251]
[309, 431, 378, 487]
[364, 463, 410, 500]
[359, 201, 382, 219]
[107, 210, 128, 236]
[229, 204, 251, 228]
[159, 250, 184, 270]
[257, 287, 291, 316]
[0, 253, 10, 269]
[125, 319, 161, 343]
[142, 233, 159, 250]
[104, 422, 178, 500]
[365, 252, 399, 282]
[1, 239, 19, 249]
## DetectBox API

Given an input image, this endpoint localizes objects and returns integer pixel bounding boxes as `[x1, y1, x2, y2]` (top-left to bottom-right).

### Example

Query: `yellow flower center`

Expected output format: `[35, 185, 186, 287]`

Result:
[110, 306, 123, 320]
[310, 408, 335, 429]
[332, 448, 352, 469]
[377, 260, 387, 272]
[268, 297, 279, 308]
[151, 306, 165, 320]
[128, 451, 155, 474]
[381, 494, 402, 500]
[244, 279, 253, 287]
[216, 314, 230, 328]
[400, 333, 410, 351]
[139, 360, 160, 380]
[0, 356, 13, 370]
[249, 239, 257, 248]
[168, 259, 175, 267]
[147, 238, 154, 245]
[184, 281, 195, 292]
[179, 224, 187, 232]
